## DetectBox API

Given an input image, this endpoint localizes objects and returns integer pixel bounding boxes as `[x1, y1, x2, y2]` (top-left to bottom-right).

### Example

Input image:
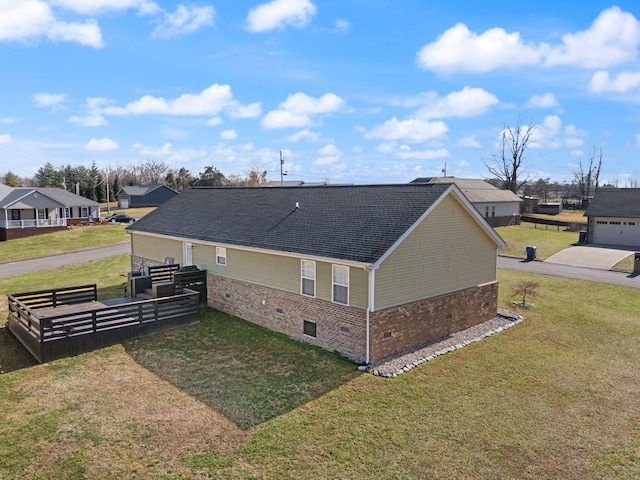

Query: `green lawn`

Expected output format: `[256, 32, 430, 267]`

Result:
[1, 259, 638, 479]
[495, 222, 580, 260]
[0, 206, 156, 263]
[0, 225, 129, 263]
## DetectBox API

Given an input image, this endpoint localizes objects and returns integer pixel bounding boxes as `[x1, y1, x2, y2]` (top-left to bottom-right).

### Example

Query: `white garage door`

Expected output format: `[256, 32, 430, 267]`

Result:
[119, 198, 129, 209]
[593, 219, 640, 247]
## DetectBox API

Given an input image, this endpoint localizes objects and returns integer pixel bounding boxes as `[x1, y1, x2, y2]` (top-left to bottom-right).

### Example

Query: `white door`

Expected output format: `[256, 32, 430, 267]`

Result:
[119, 198, 129, 209]
[182, 242, 193, 266]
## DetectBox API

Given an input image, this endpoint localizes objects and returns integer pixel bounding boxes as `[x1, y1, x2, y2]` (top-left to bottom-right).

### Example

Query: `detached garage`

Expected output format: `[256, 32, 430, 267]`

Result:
[584, 189, 640, 248]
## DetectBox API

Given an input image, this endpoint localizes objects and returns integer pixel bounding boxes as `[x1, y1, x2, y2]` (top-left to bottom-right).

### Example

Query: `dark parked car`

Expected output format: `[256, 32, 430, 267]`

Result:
[107, 214, 135, 223]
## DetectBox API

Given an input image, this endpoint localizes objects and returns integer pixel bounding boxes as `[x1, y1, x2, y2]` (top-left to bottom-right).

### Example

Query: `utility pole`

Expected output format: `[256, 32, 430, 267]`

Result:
[280, 150, 284, 186]
[442, 163, 447, 177]
[106, 169, 110, 213]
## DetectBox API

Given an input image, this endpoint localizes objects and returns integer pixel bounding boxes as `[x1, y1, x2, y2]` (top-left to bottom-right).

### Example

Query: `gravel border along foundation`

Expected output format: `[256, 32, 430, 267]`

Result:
[360, 309, 524, 377]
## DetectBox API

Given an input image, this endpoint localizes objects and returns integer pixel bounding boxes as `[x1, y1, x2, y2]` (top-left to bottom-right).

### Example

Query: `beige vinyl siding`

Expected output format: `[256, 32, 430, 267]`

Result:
[131, 233, 369, 309]
[374, 194, 497, 310]
[131, 234, 182, 265]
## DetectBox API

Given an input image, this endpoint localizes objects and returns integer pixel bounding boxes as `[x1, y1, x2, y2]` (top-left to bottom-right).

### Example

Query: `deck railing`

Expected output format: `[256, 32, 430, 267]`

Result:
[7, 284, 199, 363]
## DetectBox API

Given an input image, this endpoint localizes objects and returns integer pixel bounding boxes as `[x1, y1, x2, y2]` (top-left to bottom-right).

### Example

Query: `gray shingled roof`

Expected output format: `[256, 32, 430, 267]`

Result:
[584, 188, 640, 218]
[127, 184, 456, 264]
[411, 177, 521, 204]
[118, 185, 163, 196]
[0, 186, 98, 208]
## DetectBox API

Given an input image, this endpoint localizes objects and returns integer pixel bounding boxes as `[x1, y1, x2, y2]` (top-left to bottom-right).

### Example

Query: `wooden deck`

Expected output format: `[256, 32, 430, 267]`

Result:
[7, 284, 199, 363]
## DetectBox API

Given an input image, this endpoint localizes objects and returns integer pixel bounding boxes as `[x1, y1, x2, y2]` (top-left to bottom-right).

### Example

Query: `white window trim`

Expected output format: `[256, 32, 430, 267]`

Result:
[301, 259, 316, 298]
[216, 246, 227, 266]
[81, 206, 89, 217]
[332, 264, 349, 306]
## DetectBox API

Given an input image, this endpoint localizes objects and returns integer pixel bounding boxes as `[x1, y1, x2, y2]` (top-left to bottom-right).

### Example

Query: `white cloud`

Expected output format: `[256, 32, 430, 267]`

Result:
[69, 97, 109, 126]
[416, 23, 543, 73]
[1, 117, 19, 124]
[85, 137, 118, 151]
[246, 0, 316, 32]
[152, 4, 215, 38]
[0, 1, 104, 48]
[285, 129, 321, 142]
[51, 0, 160, 15]
[545, 7, 640, 69]
[414, 87, 499, 119]
[103, 84, 255, 117]
[0, 134, 12, 144]
[32, 92, 67, 109]
[227, 102, 262, 118]
[525, 93, 559, 108]
[131, 142, 207, 163]
[457, 135, 482, 148]
[69, 115, 107, 126]
[364, 118, 449, 143]
[526, 115, 584, 149]
[318, 143, 341, 156]
[417, 7, 640, 74]
[205, 117, 223, 127]
[335, 19, 350, 33]
[220, 129, 237, 140]
[589, 70, 640, 93]
[395, 148, 450, 160]
[262, 92, 344, 129]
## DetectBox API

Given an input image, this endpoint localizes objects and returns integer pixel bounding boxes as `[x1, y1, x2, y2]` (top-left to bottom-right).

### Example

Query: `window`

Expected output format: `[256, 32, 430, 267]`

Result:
[332, 265, 349, 306]
[491, 206, 496, 217]
[81, 207, 89, 217]
[64, 207, 71, 218]
[11, 209, 20, 220]
[216, 247, 227, 266]
[485, 206, 489, 218]
[37, 209, 46, 220]
[301, 260, 316, 297]
[303, 320, 317, 338]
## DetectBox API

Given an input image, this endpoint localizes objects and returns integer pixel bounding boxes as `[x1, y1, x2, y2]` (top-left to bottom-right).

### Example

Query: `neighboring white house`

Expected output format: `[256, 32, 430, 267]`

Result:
[411, 177, 522, 227]
[0, 184, 100, 241]
[584, 188, 640, 247]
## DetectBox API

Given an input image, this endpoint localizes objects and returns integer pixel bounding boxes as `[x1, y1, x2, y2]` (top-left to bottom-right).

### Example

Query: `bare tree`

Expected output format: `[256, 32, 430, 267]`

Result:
[572, 146, 603, 199]
[484, 117, 538, 194]
[512, 280, 540, 308]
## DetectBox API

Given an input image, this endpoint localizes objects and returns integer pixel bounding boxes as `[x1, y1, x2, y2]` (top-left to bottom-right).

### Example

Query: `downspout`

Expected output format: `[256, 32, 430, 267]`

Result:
[366, 266, 376, 365]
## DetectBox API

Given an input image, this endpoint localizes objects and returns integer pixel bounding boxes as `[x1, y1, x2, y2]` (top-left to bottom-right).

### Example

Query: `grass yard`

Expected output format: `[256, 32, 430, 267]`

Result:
[496, 222, 582, 260]
[0, 225, 129, 263]
[1, 259, 639, 479]
[0, 207, 153, 264]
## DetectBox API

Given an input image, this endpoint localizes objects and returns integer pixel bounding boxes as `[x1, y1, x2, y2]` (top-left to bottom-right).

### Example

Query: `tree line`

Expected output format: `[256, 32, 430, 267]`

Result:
[0, 160, 268, 202]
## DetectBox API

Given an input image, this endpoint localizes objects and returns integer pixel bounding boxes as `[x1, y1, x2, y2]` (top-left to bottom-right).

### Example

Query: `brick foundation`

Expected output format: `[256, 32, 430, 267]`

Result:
[131, 254, 498, 365]
[369, 282, 498, 362]
[206, 273, 367, 362]
[1, 226, 67, 241]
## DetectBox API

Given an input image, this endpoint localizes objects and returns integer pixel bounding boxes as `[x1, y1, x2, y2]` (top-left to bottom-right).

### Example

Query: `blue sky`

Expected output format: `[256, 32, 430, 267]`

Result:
[2, 1, 640, 185]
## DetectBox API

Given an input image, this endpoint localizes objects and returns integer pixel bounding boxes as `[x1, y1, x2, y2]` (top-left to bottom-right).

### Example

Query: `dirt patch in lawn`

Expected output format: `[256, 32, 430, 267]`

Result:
[10, 346, 252, 477]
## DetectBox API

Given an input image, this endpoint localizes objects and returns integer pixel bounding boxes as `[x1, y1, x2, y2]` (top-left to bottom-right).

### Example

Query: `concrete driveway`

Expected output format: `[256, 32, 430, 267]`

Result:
[545, 245, 634, 269]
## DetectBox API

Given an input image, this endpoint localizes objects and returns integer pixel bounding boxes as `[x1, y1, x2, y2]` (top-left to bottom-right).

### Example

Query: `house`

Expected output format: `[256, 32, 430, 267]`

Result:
[584, 188, 640, 247]
[126, 184, 506, 364]
[0, 184, 100, 241]
[411, 177, 522, 227]
[116, 185, 178, 209]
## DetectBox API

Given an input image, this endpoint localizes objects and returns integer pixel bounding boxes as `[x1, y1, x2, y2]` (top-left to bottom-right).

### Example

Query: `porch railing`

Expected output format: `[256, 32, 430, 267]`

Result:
[0, 218, 67, 229]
